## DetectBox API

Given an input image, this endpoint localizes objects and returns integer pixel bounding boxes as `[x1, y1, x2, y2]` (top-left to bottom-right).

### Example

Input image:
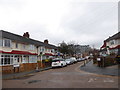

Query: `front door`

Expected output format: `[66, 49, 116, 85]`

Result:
[13, 55, 20, 73]
[14, 57, 18, 64]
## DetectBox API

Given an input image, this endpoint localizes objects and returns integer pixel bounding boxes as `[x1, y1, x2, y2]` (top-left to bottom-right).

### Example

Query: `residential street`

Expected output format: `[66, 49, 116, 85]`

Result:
[2, 61, 118, 88]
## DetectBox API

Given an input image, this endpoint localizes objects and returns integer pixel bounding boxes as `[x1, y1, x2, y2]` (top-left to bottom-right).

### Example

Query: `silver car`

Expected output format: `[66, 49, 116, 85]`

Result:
[65, 59, 72, 65]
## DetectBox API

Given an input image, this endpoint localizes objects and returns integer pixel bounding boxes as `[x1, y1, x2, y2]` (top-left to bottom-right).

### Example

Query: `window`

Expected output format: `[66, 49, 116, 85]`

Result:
[14, 55, 19, 62]
[4, 58, 10, 64]
[0, 55, 13, 65]
[110, 40, 115, 45]
[15, 43, 18, 48]
[29, 45, 35, 50]
[51, 49, 54, 53]
[3, 39, 11, 47]
[23, 45, 26, 49]
[48, 49, 50, 52]
[1, 58, 4, 65]
[45, 48, 47, 52]
[4, 39, 11, 47]
[40, 47, 42, 52]
[0, 39, 3, 46]
[22, 56, 28, 63]
[40, 47, 45, 52]
[29, 56, 37, 63]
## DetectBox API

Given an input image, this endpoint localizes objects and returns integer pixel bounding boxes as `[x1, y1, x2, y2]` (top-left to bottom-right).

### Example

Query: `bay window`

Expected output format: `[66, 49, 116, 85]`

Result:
[29, 56, 37, 63]
[0, 55, 13, 66]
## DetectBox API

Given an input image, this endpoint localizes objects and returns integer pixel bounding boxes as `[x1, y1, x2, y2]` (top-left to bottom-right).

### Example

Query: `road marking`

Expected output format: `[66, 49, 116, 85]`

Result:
[103, 78, 114, 83]
[88, 78, 94, 82]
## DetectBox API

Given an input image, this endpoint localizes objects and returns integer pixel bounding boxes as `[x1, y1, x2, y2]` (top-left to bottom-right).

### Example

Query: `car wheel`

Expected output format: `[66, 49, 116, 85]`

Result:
[61, 64, 63, 67]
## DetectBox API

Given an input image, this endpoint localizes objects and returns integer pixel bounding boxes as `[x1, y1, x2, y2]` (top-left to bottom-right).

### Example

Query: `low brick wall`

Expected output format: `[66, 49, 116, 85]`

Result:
[1, 62, 51, 74]
[93, 55, 117, 67]
[1, 65, 14, 74]
[37, 63, 45, 69]
[19, 63, 37, 72]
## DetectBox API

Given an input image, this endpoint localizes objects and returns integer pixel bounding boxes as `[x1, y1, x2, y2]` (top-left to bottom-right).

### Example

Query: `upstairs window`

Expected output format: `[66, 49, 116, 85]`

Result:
[51, 49, 54, 53]
[45, 48, 47, 52]
[29, 44, 35, 50]
[23, 45, 26, 49]
[110, 40, 115, 45]
[0, 39, 3, 46]
[48, 49, 51, 52]
[40, 47, 44, 52]
[3, 39, 11, 47]
[15, 43, 18, 48]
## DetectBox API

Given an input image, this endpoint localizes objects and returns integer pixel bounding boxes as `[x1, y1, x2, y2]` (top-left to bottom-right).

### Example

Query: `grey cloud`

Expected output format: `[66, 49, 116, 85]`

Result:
[0, 1, 118, 49]
[60, 2, 118, 48]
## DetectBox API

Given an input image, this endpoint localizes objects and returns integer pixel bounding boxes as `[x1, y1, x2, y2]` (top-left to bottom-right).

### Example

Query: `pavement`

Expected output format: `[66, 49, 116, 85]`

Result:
[80, 60, 119, 76]
[2, 67, 52, 80]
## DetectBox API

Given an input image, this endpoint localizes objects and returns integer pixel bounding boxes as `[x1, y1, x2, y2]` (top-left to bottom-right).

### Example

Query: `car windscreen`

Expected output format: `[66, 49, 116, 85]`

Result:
[65, 59, 70, 61]
[52, 59, 64, 62]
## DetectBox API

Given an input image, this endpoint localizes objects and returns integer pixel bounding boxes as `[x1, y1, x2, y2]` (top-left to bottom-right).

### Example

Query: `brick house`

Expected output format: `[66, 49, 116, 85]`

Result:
[0, 30, 58, 74]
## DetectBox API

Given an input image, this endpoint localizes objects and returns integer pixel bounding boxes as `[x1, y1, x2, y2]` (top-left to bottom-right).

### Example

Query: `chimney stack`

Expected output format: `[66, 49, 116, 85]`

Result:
[44, 39, 48, 44]
[23, 32, 30, 38]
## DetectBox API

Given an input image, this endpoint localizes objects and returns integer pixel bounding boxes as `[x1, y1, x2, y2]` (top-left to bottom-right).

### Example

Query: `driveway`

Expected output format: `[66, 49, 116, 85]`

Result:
[80, 60, 119, 76]
[2, 61, 118, 88]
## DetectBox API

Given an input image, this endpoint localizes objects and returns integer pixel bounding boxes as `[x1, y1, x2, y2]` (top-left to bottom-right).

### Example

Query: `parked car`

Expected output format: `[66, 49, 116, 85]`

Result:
[69, 58, 74, 64]
[70, 57, 77, 63]
[77, 58, 82, 62]
[77, 58, 85, 61]
[76, 58, 82, 62]
[82, 58, 86, 60]
[85, 56, 90, 60]
[65, 59, 72, 65]
[51, 58, 67, 68]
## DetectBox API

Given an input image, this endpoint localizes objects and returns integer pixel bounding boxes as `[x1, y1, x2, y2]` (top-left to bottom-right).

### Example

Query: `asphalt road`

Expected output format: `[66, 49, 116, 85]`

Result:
[2, 61, 118, 88]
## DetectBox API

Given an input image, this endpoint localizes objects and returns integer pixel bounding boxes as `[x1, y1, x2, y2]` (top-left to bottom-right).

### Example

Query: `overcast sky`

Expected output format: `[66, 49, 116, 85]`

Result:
[0, 0, 118, 48]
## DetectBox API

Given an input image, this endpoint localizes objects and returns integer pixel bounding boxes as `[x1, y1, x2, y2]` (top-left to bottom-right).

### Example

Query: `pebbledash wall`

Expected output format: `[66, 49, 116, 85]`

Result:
[0, 30, 58, 74]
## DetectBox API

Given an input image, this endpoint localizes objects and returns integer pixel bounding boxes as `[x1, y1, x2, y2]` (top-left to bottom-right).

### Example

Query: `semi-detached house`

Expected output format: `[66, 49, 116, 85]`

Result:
[0, 30, 58, 74]
[100, 32, 120, 55]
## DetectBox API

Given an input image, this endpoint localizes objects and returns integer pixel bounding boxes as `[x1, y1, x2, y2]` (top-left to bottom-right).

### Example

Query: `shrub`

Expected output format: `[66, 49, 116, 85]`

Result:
[104, 55, 117, 67]
[37, 60, 42, 63]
